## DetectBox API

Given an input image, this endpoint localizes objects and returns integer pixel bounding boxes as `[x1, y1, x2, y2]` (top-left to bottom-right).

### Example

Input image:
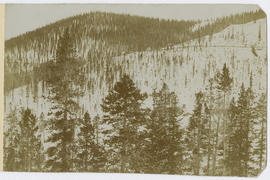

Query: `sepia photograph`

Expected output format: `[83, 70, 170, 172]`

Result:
[2, 3, 268, 177]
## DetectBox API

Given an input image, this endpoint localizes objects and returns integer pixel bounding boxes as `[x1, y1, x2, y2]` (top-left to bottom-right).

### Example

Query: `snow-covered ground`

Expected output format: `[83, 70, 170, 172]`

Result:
[4, 18, 267, 122]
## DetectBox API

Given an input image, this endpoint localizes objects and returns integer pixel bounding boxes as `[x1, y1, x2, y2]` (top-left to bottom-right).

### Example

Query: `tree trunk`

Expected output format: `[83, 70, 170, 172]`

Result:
[194, 122, 201, 175]
[121, 117, 127, 173]
[96, 122, 99, 145]
[223, 92, 227, 175]
[63, 110, 68, 172]
[212, 115, 220, 175]
[84, 137, 88, 171]
[28, 139, 32, 171]
[207, 115, 212, 175]
[259, 119, 264, 171]
[244, 115, 250, 177]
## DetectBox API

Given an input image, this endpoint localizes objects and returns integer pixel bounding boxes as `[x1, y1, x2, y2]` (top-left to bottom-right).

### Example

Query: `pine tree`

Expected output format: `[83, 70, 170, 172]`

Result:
[101, 74, 147, 172]
[255, 93, 267, 173]
[227, 84, 253, 176]
[215, 63, 233, 97]
[227, 97, 240, 176]
[204, 103, 212, 175]
[3, 108, 21, 171]
[36, 112, 46, 171]
[76, 112, 95, 171]
[203, 78, 216, 175]
[19, 108, 42, 171]
[248, 93, 267, 176]
[44, 28, 85, 172]
[166, 91, 185, 174]
[74, 112, 106, 172]
[237, 84, 250, 176]
[226, 75, 256, 177]
[144, 84, 184, 174]
[187, 91, 210, 175]
[245, 73, 257, 176]
[56, 28, 76, 63]
[4, 108, 42, 171]
[214, 63, 233, 175]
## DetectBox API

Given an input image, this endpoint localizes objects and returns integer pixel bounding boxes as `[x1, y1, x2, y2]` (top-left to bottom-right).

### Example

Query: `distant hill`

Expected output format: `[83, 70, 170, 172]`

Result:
[4, 11, 267, 118]
[4, 11, 197, 93]
[4, 9, 266, 94]
[5, 11, 196, 56]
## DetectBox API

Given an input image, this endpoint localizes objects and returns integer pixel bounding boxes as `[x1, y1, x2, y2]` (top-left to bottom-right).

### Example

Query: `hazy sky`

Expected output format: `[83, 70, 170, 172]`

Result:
[5, 4, 260, 40]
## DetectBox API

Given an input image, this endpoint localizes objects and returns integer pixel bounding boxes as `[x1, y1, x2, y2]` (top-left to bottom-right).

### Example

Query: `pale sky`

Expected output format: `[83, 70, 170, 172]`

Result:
[5, 4, 260, 40]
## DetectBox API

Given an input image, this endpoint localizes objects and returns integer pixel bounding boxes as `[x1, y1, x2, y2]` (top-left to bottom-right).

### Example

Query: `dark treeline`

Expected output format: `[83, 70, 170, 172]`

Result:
[4, 10, 265, 94]
[4, 28, 266, 176]
[4, 11, 195, 93]
[5, 11, 196, 53]
[4, 69, 267, 175]
[192, 9, 266, 41]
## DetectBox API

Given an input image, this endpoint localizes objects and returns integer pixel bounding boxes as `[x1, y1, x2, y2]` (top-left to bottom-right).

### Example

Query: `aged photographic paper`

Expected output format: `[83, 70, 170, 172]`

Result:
[2, 4, 267, 176]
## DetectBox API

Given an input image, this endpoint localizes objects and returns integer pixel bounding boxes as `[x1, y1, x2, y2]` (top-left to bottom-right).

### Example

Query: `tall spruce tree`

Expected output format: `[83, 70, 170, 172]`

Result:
[4, 108, 42, 171]
[187, 91, 210, 175]
[245, 73, 257, 176]
[227, 97, 240, 176]
[215, 63, 233, 175]
[101, 74, 147, 172]
[45, 28, 85, 172]
[254, 93, 267, 174]
[203, 78, 218, 175]
[227, 74, 255, 176]
[4, 108, 21, 171]
[237, 84, 250, 177]
[144, 84, 185, 174]
[19, 108, 42, 171]
[247, 92, 267, 176]
[227, 84, 253, 176]
[204, 103, 212, 175]
[75, 112, 106, 172]
[76, 112, 95, 171]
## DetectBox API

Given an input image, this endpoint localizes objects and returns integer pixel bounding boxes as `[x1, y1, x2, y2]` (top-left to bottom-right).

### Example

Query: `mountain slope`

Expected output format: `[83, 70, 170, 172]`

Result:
[4, 10, 265, 94]
[4, 17, 267, 118]
[4, 11, 198, 93]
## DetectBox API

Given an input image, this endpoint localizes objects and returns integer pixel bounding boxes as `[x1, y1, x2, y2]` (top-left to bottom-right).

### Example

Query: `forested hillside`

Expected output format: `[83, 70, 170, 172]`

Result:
[4, 9, 265, 93]
[4, 9, 267, 176]
[4, 12, 196, 93]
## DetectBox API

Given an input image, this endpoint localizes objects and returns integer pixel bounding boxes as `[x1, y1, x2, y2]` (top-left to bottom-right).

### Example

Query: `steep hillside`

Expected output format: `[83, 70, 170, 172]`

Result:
[4, 12, 196, 70]
[4, 10, 265, 94]
[4, 17, 267, 119]
[4, 12, 197, 93]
